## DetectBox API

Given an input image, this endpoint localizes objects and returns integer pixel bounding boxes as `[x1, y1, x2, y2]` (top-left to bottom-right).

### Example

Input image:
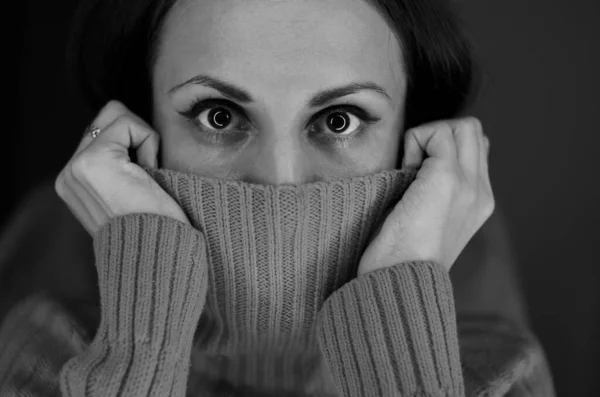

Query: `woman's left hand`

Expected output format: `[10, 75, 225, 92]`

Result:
[357, 117, 494, 277]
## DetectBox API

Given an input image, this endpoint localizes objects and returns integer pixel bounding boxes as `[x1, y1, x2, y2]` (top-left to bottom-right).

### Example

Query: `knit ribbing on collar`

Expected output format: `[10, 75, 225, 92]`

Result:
[146, 167, 417, 395]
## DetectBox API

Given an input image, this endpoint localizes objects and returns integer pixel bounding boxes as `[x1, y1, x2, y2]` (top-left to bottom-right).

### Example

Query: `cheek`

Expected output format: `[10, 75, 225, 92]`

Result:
[152, 106, 231, 176]
[160, 133, 237, 177]
[158, 132, 190, 172]
[355, 129, 403, 171]
[151, 106, 183, 170]
[156, 130, 404, 179]
[348, 107, 405, 172]
[312, 134, 402, 179]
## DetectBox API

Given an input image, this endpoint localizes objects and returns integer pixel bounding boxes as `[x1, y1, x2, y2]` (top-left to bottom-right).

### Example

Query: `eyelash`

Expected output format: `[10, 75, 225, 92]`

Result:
[179, 97, 380, 145]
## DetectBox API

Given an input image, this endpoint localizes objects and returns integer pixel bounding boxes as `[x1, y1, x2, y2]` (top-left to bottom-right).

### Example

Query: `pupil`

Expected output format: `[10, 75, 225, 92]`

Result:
[327, 113, 348, 133]
[210, 108, 231, 128]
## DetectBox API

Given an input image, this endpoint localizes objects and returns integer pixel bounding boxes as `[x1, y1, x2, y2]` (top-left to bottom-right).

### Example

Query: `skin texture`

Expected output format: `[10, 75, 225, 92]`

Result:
[53, 0, 491, 285]
[151, 0, 407, 184]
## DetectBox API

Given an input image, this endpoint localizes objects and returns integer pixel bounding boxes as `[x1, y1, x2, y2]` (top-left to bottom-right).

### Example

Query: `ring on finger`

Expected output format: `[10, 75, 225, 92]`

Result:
[85, 124, 102, 139]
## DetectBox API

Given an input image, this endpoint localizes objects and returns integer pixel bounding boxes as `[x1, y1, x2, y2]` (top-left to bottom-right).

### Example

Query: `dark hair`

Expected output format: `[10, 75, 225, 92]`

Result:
[67, 0, 478, 132]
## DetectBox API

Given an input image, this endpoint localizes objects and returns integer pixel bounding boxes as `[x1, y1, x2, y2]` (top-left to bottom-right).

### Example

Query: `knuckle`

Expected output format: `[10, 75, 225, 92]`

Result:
[404, 126, 419, 140]
[462, 116, 482, 132]
[97, 100, 131, 126]
[480, 192, 496, 218]
[149, 130, 160, 143]
[113, 114, 134, 129]
[407, 120, 451, 138]
[54, 173, 66, 197]
[71, 154, 95, 180]
[437, 122, 453, 135]
[431, 123, 455, 143]
[105, 99, 127, 113]
[462, 185, 478, 205]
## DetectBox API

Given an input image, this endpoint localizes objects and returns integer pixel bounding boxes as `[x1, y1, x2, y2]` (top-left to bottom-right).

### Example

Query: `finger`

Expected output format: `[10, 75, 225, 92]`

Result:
[74, 126, 98, 155]
[70, 157, 116, 221]
[402, 129, 424, 168]
[402, 121, 457, 168]
[480, 134, 492, 189]
[55, 172, 99, 235]
[104, 103, 160, 168]
[86, 115, 160, 168]
[483, 135, 490, 156]
[477, 131, 485, 171]
[74, 101, 130, 157]
[452, 117, 481, 179]
[135, 130, 160, 169]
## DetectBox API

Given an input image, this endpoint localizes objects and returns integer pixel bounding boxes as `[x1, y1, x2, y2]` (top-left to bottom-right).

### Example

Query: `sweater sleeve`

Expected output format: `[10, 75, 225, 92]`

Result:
[0, 213, 208, 397]
[315, 261, 555, 397]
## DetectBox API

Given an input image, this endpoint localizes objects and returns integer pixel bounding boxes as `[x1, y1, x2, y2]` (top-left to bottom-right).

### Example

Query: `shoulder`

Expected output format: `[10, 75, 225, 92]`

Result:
[0, 181, 96, 327]
[458, 314, 555, 396]
[0, 293, 94, 395]
[0, 293, 94, 350]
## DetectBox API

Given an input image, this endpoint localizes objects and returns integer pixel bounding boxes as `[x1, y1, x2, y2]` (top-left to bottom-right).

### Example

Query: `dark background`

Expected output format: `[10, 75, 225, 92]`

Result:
[2, 0, 599, 395]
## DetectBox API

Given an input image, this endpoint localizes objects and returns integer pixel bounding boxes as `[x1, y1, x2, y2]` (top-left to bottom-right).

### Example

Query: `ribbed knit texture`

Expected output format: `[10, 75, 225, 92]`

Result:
[60, 214, 208, 396]
[0, 167, 556, 397]
[146, 167, 417, 395]
[317, 261, 463, 397]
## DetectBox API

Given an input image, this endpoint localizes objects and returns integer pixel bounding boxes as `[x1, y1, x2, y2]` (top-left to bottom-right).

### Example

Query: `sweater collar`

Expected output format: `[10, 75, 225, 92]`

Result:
[148, 167, 417, 395]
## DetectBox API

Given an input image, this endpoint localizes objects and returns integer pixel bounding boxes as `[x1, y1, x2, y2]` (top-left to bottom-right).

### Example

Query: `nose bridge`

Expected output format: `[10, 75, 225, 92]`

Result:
[249, 132, 312, 185]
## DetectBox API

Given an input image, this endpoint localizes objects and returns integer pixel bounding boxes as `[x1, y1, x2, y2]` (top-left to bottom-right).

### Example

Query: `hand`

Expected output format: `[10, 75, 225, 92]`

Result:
[357, 117, 494, 276]
[55, 100, 189, 236]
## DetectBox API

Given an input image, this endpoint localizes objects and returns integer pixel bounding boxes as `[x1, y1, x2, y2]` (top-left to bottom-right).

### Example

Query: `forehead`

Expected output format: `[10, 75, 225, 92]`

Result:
[155, 0, 405, 100]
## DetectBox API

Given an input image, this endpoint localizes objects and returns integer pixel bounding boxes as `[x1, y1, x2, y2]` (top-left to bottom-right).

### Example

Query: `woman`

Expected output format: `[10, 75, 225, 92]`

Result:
[0, 0, 554, 396]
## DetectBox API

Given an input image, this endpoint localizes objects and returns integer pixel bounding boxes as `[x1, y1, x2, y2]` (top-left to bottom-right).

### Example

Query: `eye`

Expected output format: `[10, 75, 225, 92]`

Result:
[179, 97, 250, 134]
[179, 98, 381, 146]
[199, 107, 233, 130]
[322, 111, 361, 136]
[310, 104, 380, 140]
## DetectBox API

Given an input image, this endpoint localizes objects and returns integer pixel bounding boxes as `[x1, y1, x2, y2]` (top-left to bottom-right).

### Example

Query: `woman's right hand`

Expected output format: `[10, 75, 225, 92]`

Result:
[55, 100, 190, 236]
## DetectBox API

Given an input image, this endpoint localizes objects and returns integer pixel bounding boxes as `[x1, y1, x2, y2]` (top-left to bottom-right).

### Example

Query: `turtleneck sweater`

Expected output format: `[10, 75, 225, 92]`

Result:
[0, 168, 555, 396]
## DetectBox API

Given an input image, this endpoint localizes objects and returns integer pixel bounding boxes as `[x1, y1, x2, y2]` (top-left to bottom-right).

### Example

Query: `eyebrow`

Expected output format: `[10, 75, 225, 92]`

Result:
[168, 74, 392, 107]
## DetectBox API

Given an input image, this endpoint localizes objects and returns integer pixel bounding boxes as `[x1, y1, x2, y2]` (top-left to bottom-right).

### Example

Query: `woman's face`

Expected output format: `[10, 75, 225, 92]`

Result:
[152, 0, 406, 184]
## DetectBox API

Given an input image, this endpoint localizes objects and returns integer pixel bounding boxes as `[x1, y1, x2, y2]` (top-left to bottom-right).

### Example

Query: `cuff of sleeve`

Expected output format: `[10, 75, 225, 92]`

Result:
[93, 213, 207, 349]
[316, 261, 464, 397]
[60, 214, 208, 397]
